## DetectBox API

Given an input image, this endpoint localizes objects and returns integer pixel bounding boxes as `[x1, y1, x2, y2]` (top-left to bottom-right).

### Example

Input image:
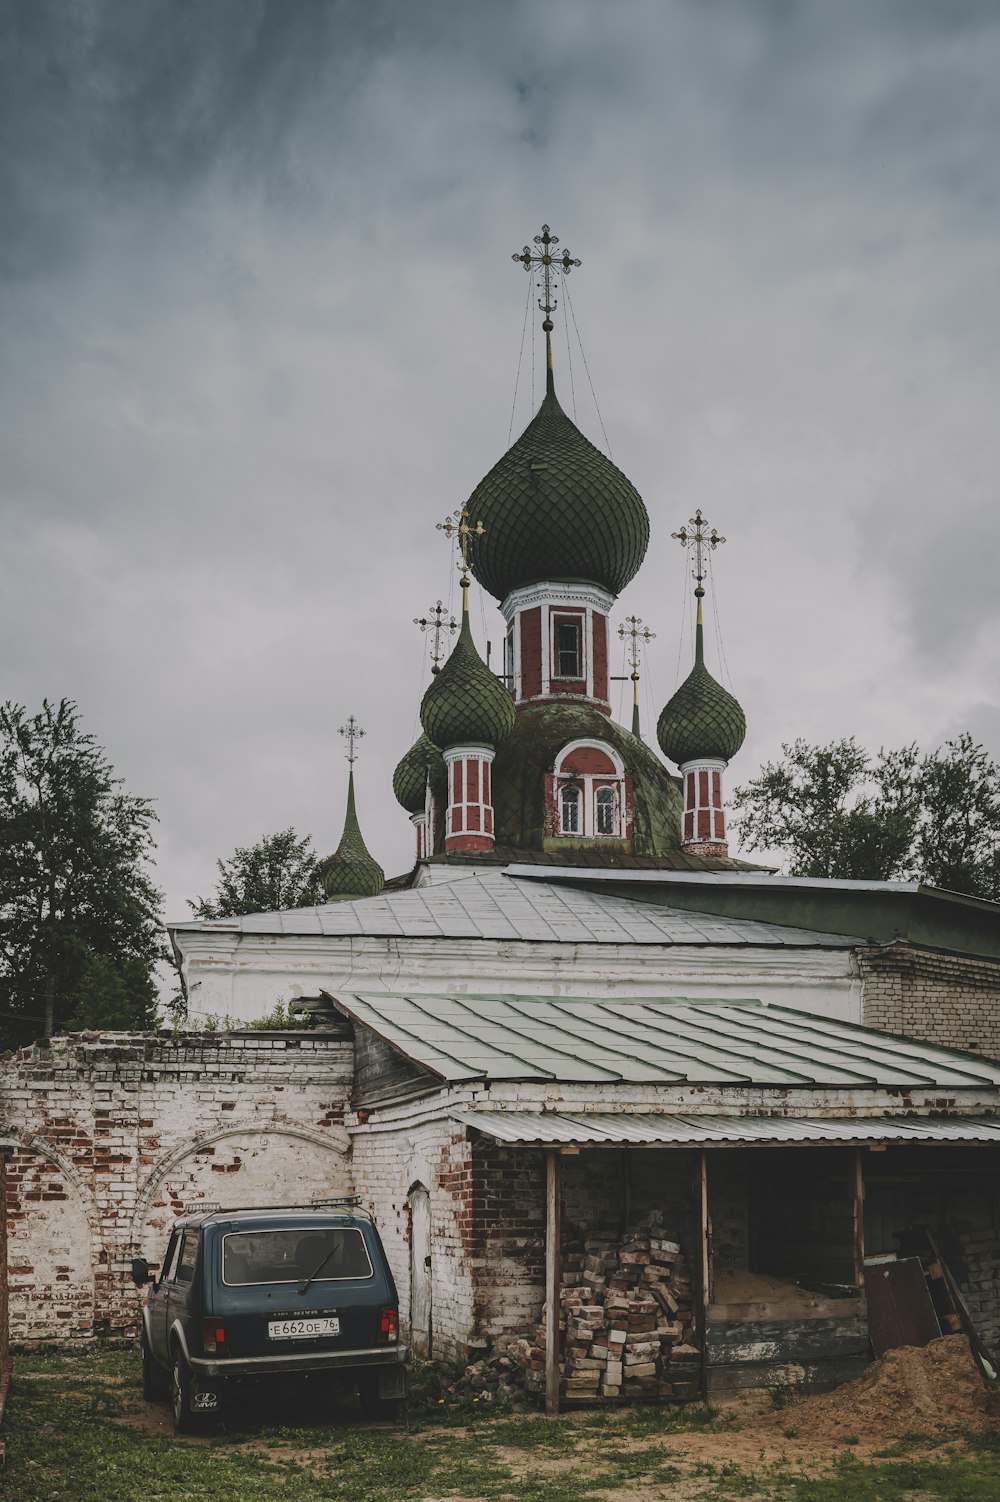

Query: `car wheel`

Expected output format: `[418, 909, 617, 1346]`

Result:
[358, 1375, 402, 1421]
[141, 1330, 168, 1401]
[171, 1350, 198, 1434]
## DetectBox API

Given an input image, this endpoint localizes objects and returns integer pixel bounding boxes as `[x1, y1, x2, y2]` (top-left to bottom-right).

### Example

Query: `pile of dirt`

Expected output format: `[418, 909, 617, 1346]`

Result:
[757, 1335, 998, 1442]
[712, 1269, 843, 1312]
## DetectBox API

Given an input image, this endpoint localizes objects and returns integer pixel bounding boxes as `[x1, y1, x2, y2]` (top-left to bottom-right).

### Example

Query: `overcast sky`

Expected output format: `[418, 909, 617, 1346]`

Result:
[2, 0, 998, 939]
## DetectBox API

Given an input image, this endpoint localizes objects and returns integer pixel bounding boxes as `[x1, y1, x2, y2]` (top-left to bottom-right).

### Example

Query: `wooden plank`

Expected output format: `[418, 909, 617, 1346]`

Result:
[545, 1148, 561, 1418]
[707, 1353, 870, 1397]
[707, 1297, 865, 1324]
[693, 1150, 710, 1402]
[852, 1149, 865, 1289]
[707, 1317, 870, 1363]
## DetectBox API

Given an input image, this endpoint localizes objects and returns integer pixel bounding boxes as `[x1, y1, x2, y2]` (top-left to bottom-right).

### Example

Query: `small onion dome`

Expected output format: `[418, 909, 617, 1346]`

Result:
[466, 373, 649, 602]
[420, 605, 516, 751]
[317, 769, 385, 900]
[657, 623, 746, 766]
[392, 733, 447, 813]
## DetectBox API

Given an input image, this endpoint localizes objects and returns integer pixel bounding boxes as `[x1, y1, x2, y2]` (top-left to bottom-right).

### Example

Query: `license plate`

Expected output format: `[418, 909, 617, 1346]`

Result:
[268, 1317, 340, 1340]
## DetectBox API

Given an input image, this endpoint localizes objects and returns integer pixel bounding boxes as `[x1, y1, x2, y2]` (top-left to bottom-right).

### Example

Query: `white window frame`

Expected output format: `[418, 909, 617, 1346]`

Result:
[560, 783, 582, 835]
[552, 739, 627, 840]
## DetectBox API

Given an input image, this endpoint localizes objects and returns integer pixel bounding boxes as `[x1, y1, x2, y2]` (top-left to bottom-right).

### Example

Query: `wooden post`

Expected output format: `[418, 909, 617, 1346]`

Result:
[694, 1150, 711, 1401]
[545, 1148, 561, 1417]
[852, 1148, 865, 1290]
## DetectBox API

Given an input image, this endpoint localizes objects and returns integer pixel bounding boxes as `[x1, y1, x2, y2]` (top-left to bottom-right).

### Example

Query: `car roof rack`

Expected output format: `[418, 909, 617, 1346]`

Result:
[179, 1198, 371, 1221]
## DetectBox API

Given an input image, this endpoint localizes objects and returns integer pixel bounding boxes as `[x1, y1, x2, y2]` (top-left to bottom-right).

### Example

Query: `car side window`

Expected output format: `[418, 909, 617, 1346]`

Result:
[160, 1231, 182, 1285]
[175, 1231, 200, 1285]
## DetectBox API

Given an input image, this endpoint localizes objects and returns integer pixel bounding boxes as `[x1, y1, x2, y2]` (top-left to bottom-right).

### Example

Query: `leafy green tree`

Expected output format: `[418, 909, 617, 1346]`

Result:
[190, 828, 325, 919]
[732, 734, 1000, 898]
[0, 699, 162, 1045]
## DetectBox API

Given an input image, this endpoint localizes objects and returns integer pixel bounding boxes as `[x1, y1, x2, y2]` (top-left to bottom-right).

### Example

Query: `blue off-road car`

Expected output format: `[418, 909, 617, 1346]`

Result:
[131, 1203, 407, 1432]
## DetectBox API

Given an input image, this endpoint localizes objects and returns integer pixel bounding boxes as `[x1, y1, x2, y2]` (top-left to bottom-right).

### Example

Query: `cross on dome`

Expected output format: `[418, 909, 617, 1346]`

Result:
[672, 510, 726, 615]
[338, 715, 365, 765]
[414, 601, 458, 675]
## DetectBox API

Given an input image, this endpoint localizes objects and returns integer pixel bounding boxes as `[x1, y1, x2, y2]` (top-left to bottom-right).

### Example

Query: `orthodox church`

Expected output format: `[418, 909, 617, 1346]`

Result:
[163, 228, 1000, 1407]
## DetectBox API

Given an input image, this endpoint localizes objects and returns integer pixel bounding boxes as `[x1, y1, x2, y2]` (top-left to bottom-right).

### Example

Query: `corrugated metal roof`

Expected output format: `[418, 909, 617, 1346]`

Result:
[450, 1110, 1000, 1146]
[328, 992, 1000, 1088]
[171, 869, 862, 947]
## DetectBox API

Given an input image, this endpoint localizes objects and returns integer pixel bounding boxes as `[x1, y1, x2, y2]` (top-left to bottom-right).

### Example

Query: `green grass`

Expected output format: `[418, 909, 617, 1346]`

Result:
[2, 1349, 999, 1502]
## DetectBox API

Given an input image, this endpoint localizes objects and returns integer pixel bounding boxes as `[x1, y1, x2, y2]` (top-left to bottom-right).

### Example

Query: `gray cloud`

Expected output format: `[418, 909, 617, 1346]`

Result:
[1, 0, 997, 927]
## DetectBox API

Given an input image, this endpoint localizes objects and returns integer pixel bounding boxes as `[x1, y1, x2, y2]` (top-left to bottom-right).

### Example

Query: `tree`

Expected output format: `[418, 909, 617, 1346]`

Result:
[0, 699, 162, 1045]
[190, 828, 325, 919]
[732, 734, 1000, 899]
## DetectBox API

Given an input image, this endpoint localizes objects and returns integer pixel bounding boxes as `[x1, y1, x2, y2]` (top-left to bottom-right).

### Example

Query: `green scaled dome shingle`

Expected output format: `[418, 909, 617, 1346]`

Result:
[392, 733, 447, 814]
[466, 374, 650, 601]
[318, 769, 385, 899]
[420, 607, 516, 750]
[657, 625, 746, 766]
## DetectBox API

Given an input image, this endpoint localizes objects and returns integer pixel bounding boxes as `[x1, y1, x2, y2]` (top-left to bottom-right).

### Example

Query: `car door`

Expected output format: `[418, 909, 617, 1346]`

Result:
[148, 1230, 182, 1364]
[166, 1229, 201, 1356]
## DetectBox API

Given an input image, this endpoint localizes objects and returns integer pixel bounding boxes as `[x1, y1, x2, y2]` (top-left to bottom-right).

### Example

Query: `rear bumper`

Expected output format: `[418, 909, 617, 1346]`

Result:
[190, 1345, 408, 1380]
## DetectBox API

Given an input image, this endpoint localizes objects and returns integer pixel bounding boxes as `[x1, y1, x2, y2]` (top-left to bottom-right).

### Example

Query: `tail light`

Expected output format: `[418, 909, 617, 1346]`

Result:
[378, 1307, 399, 1344]
[202, 1318, 227, 1355]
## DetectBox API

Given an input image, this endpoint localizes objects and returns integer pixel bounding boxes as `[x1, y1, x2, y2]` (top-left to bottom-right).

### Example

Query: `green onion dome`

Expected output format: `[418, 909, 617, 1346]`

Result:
[420, 603, 516, 751]
[657, 623, 746, 766]
[318, 770, 385, 899]
[466, 372, 650, 602]
[392, 733, 447, 814]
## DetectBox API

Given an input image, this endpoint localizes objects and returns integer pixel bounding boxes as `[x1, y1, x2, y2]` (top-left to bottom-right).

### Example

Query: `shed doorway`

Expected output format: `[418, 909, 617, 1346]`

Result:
[408, 1185, 432, 1359]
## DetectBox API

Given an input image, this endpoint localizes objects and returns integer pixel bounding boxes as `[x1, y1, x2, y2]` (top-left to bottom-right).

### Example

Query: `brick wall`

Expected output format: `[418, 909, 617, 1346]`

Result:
[1, 1031, 354, 1346]
[350, 1115, 477, 1362]
[860, 944, 1000, 1060]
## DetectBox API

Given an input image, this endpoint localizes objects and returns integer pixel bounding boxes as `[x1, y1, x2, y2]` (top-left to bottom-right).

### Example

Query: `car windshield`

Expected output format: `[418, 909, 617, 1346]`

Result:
[221, 1227, 373, 1285]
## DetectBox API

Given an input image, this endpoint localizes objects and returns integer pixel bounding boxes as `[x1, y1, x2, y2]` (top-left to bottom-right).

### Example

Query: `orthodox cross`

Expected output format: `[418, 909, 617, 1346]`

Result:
[437, 504, 485, 603]
[672, 509, 725, 620]
[414, 600, 458, 675]
[618, 615, 656, 738]
[512, 223, 581, 362]
[338, 715, 365, 764]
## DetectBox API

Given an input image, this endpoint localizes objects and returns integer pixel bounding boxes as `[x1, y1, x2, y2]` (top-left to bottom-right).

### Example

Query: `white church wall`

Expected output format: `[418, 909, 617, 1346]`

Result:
[177, 931, 862, 1029]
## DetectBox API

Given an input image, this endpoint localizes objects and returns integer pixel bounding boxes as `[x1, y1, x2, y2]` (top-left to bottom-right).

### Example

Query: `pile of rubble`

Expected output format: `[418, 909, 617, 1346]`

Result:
[513, 1219, 701, 1403]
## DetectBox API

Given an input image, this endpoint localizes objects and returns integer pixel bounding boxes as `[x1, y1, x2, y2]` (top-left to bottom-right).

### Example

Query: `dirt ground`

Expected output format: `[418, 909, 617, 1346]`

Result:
[108, 1333, 1000, 1490]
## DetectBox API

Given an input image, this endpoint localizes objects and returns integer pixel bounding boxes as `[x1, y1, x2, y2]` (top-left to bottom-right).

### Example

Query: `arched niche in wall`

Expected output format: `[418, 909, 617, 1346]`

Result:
[131, 1124, 353, 1265]
[7, 1136, 100, 1344]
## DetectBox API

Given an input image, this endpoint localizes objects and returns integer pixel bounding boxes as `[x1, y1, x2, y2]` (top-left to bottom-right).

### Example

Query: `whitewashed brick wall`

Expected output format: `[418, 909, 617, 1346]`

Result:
[349, 1110, 476, 1362]
[2, 1032, 354, 1346]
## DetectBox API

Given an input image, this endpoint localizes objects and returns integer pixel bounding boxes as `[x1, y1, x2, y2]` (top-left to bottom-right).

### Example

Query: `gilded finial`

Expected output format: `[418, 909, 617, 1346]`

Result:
[414, 600, 458, 674]
[338, 715, 365, 765]
[672, 510, 726, 628]
[512, 223, 581, 377]
[437, 504, 486, 611]
[618, 615, 656, 738]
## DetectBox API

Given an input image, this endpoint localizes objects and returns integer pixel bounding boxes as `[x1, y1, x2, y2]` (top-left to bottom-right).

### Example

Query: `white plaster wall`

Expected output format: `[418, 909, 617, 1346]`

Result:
[179, 931, 862, 1029]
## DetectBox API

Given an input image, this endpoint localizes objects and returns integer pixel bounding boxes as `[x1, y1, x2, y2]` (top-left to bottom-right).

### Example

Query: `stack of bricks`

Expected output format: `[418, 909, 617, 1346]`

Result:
[520, 1219, 701, 1403]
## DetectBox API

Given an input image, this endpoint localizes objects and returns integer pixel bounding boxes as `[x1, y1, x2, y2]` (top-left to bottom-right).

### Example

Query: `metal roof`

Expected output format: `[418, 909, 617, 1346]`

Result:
[171, 869, 861, 947]
[328, 992, 1000, 1088]
[450, 1110, 1000, 1146]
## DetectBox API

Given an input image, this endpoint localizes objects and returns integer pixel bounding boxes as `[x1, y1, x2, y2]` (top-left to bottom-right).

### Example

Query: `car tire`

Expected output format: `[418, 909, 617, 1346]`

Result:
[358, 1375, 402, 1421]
[171, 1349, 199, 1434]
[142, 1330, 168, 1401]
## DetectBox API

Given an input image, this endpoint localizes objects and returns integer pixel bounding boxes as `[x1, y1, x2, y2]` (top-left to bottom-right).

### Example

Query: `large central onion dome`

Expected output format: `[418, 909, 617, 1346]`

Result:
[466, 373, 650, 601]
[420, 600, 516, 750]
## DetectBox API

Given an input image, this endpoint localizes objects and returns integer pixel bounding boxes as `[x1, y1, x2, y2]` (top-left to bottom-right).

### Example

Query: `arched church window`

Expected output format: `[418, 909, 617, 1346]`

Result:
[595, 785, 617, 836]
[560, 784, 581, 834]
